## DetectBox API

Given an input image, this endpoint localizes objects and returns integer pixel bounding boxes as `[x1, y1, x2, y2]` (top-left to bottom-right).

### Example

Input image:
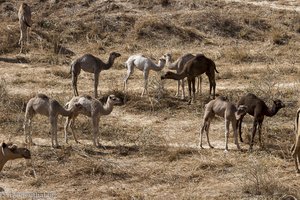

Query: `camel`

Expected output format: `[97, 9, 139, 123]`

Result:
[18, 3, 32, 54]
[237, 93, 285, 151]
[161, 54, 218, 102]
[291, 108, 300, 173]
[23, 94, 83, 148]
[64, 94, 122, 147]
[123, 54, 166, 96]
[199, 96, 248, 152]
[163, 53, 202, 99]
[0, 143, 31, 172]
[70, 52, 121, 98]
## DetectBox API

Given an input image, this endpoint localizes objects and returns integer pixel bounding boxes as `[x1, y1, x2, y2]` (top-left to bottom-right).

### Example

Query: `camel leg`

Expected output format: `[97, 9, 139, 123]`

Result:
[207, 73, 216, 99]
[199, 121, 207, 148]
[64, 117, 71, 144]
[232, 120, 241, 151]
[92, 116, 100, 147]
[19, 23, 25, 53]
[141, 70, 149, 97]
[124, 67, 134, 92]
[191, 77, 196, 103]
[181, 79, 186, 99]
[72, 74, 79, 96]
[23, 117, 31, 144]
[50, 116, 59, 148]
[297, 153, 300, 173]
[187, 78, 192, 103]
[70, 117, 79, 144]
[258, 119, 264, 149]
[238, 116, 244, 143]
[249, 119, 258, 151]
[94, 73, 99, 98]
[206, 120, 214, 148]
[224, 118, 230, 152]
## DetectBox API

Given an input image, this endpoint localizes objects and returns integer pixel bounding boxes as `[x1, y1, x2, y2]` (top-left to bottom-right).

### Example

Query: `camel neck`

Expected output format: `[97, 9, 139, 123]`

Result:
[103, 55, 115, 70]
[0, 152, 8, 172]
[166, 59, 177, 70]
[265, 104, 279, 117]
[101, 102, 114, 115]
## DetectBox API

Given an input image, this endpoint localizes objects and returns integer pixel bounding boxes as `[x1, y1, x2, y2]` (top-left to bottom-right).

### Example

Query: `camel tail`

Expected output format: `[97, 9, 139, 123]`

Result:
[70, 60, 78, 74]
[212, 60, 219, 73]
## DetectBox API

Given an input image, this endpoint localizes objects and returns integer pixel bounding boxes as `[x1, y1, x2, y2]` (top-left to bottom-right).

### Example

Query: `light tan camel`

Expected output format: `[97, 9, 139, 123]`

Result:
[291, 108, 300, 173]
[70, 52, 121, 98]
[163, 53, 202, 99]
[161, 54, 218, 103]
[237, 93, 285, 151]
[199, 96, 247, 152]
[0, 143, 31, 172]
[18, 3, 32, 54]
[64, 94, 122, 146]
[124, 54, 166, 96]
[23, 94, 83, 148]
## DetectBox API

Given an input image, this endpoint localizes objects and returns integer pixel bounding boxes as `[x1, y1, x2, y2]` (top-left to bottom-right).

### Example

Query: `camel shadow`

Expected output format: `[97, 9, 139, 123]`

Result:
[0, 56, 29, 64]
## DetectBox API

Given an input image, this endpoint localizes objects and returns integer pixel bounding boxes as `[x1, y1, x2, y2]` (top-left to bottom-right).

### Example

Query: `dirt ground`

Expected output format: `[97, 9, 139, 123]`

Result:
[0, 0, 300, 199]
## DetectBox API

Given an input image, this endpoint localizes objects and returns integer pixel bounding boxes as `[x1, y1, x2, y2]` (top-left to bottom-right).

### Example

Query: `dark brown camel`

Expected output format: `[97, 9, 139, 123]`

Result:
[161, 54, 218, 102]
[237, 93, 285, 151]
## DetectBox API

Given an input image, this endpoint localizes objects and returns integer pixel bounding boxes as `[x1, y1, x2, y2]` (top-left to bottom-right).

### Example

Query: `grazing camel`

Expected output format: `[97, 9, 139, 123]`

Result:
[124, 54, 166, 96]
[163, 53, 202, 99]
[0, 143, 31, 172]
[199, 96, 248, 152]
[237, 93, 285, 151]
[71, 52, 121, 98]
[291, 108, 300, 173]
[18, 3, 32, 54]
[23, 94, 83, 148]
[161, 54, 218, 102]
[64, 94, 122, 147]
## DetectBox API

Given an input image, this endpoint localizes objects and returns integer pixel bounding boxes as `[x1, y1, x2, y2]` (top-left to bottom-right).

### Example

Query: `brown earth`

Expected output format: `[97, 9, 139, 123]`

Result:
[0, 0, 299, 199]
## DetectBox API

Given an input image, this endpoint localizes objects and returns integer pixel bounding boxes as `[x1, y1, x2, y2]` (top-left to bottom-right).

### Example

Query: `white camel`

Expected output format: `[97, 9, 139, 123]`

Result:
[124, 54, 166, 96]
[199, 96, 247, 152]
[64, 94, 122, 147]
[18, 3, 32, 54]
[23, 94, 83, 148]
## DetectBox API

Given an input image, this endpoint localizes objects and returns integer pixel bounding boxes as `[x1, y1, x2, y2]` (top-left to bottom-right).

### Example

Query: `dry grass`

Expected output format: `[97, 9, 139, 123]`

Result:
[0, 0, 299, 199]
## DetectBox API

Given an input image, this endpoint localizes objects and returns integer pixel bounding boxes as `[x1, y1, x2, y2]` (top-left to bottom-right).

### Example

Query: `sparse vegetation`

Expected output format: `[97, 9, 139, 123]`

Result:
[0, 0, 299, 199]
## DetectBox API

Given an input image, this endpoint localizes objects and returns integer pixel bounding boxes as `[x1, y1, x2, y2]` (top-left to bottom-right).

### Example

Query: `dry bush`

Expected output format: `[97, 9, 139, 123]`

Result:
[238, 157, 298, 198]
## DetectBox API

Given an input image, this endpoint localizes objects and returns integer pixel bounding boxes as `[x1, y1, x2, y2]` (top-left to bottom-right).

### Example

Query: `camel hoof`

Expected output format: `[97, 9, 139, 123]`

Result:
[297, 170, 300, 174]
[224, 149, 228, 153]
[52, 145, 61, 149]
[209, 145, 214, 149]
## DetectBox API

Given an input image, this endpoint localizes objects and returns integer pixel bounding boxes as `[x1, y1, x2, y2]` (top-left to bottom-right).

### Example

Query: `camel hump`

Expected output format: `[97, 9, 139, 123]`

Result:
[37, 93, 49, 99]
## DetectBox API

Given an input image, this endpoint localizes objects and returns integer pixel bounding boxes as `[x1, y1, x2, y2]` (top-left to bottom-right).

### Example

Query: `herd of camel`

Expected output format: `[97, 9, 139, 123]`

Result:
[1, 3, 299, 175]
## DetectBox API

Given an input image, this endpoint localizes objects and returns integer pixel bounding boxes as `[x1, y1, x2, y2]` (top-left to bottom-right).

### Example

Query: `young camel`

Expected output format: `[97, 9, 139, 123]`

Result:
[161, 54, 218, 102]
[18, 3, 32, 54]
[124, 54, 166, 96]
[23, 94, 83, 148]
[0, 143, 31, 172]
[199, 96, 247, 152]
[70, 52, 121, 98]
[64, 94, 122, 147]
[237, 93, 285, 151]
[291, 108, 300, 173]
[163, 53, 202, 99]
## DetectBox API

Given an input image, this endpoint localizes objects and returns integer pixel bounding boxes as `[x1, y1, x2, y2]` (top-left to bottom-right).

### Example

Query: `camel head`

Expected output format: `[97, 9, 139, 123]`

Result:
[273, 99, 285, 110]
[1, 143, 31, 160]
[158, 58, 166, 67]
[110, 52, 121, 59]
[161, 71, 175, 80]
[107, 95, 122, 106]
[163, 53, 172, 62]
[235, 105, 248, 120]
